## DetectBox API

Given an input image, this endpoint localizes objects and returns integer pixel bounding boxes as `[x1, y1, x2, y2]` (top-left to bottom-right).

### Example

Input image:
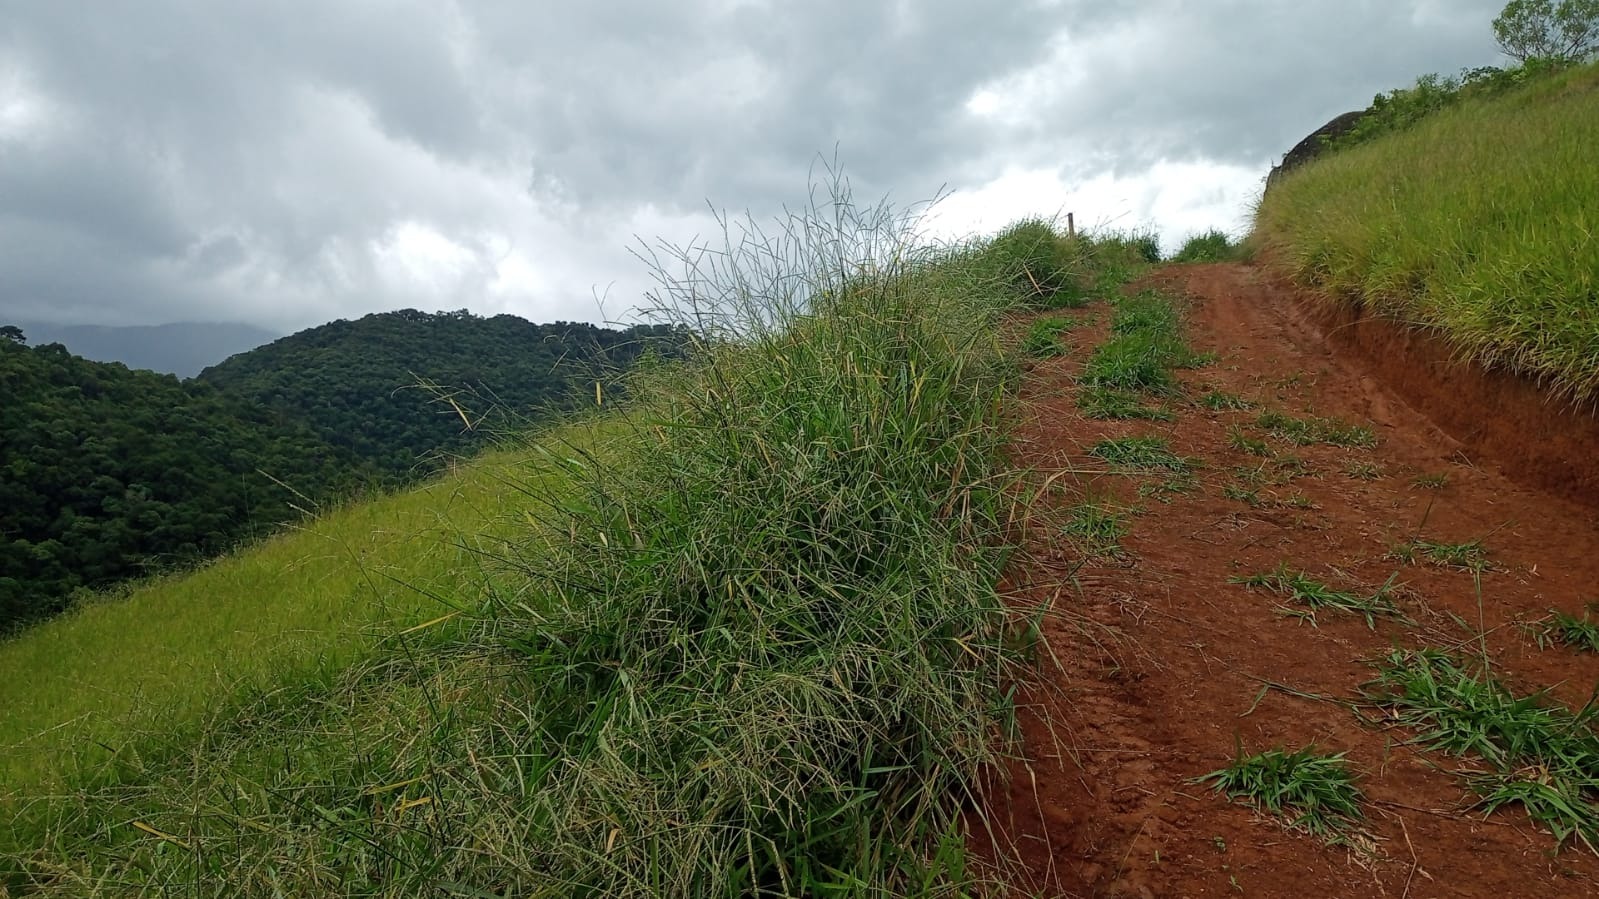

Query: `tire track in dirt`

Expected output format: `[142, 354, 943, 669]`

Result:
[987, 263, 1599, 898]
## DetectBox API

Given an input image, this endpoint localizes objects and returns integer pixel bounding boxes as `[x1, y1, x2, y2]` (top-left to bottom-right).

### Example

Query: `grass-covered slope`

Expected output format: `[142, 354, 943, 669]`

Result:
[1254, 61, 1599, 403]
[2, 191, 1145, 896]
[0, 433, 593, 793]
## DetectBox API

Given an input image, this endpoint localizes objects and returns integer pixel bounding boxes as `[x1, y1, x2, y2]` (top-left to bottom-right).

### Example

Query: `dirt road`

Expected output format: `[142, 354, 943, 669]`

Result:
[991, 263, 1599, 897]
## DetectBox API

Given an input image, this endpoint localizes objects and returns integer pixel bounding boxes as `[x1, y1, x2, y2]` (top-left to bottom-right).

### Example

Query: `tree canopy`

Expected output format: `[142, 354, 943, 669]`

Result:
[1494, 0, 1599, 62]
[1, 310, 682, 633]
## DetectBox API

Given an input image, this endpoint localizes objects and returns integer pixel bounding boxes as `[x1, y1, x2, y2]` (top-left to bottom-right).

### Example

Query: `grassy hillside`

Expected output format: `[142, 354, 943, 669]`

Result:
[197, 309, 681, 477]
[0, 426, 601, 793]
[1254, 61, 1599, 402]
[2, 195, 1148, 895]
[0, 339, 376, 631]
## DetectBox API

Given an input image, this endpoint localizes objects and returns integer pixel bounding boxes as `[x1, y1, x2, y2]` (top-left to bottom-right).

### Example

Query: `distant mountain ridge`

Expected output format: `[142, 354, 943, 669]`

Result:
[198, 308, 683, 477]
[1, 308, 680, 632]
[10, 321, 280, 377]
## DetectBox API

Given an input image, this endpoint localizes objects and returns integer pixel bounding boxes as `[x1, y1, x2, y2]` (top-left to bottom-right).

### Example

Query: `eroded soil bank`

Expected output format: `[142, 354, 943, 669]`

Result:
[989, 263, 1599, 897]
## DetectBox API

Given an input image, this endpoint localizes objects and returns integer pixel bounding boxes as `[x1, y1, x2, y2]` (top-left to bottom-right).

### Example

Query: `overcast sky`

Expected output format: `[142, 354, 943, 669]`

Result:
[0, 0, 1506, 333]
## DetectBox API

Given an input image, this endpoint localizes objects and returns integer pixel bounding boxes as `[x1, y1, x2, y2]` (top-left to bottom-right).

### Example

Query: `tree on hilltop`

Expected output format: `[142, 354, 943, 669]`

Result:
[1493, 0, 1599, 62]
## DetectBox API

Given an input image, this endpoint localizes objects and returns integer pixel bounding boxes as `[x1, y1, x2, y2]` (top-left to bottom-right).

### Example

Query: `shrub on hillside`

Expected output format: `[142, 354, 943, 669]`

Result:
[1171, 229, 1236, 263]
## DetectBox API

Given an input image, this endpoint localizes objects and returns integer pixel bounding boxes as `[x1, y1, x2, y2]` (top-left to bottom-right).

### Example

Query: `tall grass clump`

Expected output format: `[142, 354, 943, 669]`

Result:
[1170, 229, 1236, 264]
[982, 217, 1090, 308]
[1255, 60, 1599, 404]
[7, 177, 1039, 897]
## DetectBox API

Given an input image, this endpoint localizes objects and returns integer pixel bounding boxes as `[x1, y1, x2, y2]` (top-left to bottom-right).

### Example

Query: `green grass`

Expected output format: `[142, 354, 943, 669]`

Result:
[1061, 500, 1134, 557]
[1412, 471, 1451, 490]
[1390, 537, 1491, 572]
[1232, 564, 1406, 628]
[1195, 744, 1366, 843]
[1227, 425, 1271, 457]
[1255, 410, 1377, 448]
[1079, 290, 1204, 395]
[1530, 608, 1599, 654]
[1199, 389, 1250, 411]
[1170, 229, 1236, 264]
[1344, 460, 1384, 481]
[1362, 649, 1599, 852]
[2, 182, 1063, 896]
[1022, 315, 1073, 357]
[0, 434, 598, 794]
[1255, 60, 1599, 405]
[1077, 386, 1176, 422]
[1088, 436, 1193, 472]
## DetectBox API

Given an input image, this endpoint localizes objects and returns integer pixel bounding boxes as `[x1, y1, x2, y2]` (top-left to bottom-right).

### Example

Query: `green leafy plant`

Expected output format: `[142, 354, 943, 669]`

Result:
[1227, 426, 1271, 457]
[1256, 410, 1377, 448]
[1200, 390, 1250, 411]
[1196, 743, 1366, 843]
[1023, 316, 1073, 357]
[1061, 501, 1134, 557]
[1529, 607, 1599, 653]
[1089, 437, 1193, 472]
[1362, 649, 1599, 852]
[1390, 538, 1491, 572]
[1233, 564, 1407, 628]
[1077, 386, 1176, 422]
[1412, 472, 1451, 490]
[1171, 229, 1236, 263]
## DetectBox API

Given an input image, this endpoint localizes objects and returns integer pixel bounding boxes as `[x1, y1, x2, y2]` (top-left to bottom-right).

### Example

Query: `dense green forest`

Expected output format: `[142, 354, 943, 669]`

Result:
[198, 310, 680, 478]
[0, 312, 680, 633]
[0, 335, 373, 631]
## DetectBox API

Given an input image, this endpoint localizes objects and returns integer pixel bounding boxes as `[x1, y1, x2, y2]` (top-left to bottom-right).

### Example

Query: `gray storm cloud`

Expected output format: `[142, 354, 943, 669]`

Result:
[0, 0, 1504, 332]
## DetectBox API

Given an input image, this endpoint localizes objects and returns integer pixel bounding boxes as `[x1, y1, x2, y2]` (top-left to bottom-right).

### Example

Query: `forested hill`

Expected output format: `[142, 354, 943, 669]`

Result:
[197, 309, 681, 478]
[0, 337, 374, 631]
[1, 311, 679, 634]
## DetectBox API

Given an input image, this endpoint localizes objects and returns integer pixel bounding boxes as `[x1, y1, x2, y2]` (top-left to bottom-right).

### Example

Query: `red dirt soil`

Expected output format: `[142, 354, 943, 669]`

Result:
[987, 263, 1599, 898]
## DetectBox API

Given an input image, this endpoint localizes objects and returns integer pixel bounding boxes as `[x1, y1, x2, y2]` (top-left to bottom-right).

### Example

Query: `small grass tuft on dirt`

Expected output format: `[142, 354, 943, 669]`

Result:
[1233, 564, 1407, 628]
[1061, 501, 1134, 557]
[1227, 426, 1271, 457]
[1089, 436, 1194, 472]
[1080, 291, 1204, 395]
[1256, 410, 1378, 448]
[1529, 608, 1599, 654]
[1195, 744, 1366, 843]
[1344, 460, 1384, 481]
[1362, 649, 1599, 853]
[1412, 472, 1451, 490]
[1199, 389, 1251, 411]
[1390, 538, 1491, 572]
[1077, 386, 1176, 422]
[1023, 316, 1073, 357]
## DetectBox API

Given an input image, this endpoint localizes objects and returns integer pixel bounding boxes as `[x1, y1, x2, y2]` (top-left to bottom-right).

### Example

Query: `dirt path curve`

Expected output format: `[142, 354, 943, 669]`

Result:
[990, 263, 1599, 898]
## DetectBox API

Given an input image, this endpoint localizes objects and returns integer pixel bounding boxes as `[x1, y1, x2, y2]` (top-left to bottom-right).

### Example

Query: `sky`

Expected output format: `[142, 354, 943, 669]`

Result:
[0, 0, 1507, 333]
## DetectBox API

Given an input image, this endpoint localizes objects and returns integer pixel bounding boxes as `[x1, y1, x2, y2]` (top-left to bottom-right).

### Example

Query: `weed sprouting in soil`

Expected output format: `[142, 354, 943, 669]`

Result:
[1077, 386, 1176, 422]
[1256, 410, 1378, 448]
[1390, 538, 1492, 572]
[1344, 460, 1384, 481]
[1023, 316, 1073, 357]
[1062, 501, 1134, 557]
[1227, 426, 1272, 457]
[1196, 743, 1367, 843]
[1233, 565, 1408, 628]
[1199, 389, 1251, 411]
[1528, 608, 1599, 654]
[1413, 472, 1451, 490]
[1362, 649, 1599, 853]
[1089, 437, 1193, 472]
[1080, 291, 1203, 395]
